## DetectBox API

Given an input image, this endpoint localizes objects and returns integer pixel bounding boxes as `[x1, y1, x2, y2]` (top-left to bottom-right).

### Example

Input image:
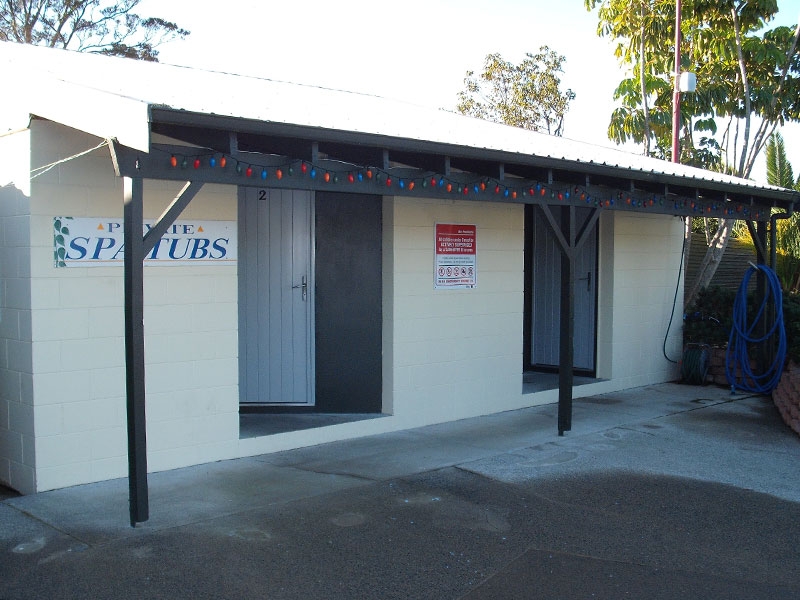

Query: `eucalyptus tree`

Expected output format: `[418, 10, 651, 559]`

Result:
[456, 47, 576, 136]
[0, 0, 189, 61]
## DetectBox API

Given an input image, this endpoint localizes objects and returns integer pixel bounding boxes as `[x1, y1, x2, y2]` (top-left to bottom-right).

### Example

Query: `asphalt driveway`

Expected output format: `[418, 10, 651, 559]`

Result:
[2, 383, 798, 599]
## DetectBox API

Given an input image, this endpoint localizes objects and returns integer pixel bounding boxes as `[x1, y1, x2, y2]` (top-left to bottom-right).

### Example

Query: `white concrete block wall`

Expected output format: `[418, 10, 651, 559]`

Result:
[3, 120, 690, 492]
[383, 196, 528, 427]
[598, 211, 683, 387]
[24, 121, 239, 492]
[0, 127, 36, 493]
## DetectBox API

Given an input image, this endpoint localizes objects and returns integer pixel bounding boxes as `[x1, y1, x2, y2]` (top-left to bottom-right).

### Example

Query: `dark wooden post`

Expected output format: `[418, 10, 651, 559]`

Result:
[756, 220, 769, 374]
[123, 176, 148, 526]
[558, 206, 576, 435]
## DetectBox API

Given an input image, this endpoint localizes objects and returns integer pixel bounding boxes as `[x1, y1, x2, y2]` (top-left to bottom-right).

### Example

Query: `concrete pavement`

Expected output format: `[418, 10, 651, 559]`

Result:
[2, 383, 799, 599]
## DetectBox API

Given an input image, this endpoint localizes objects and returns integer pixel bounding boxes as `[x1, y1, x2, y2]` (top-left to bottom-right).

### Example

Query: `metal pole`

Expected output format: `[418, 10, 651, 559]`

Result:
[671, 0, 682, 163]
[124, 176, 149, 526]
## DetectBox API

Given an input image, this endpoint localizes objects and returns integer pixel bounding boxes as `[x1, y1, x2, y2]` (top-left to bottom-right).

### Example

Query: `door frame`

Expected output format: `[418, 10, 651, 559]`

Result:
[523, 204, 598, 376]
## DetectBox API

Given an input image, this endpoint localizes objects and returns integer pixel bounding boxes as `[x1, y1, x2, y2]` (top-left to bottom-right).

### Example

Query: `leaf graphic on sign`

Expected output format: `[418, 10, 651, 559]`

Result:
[53, 216, 73, 268]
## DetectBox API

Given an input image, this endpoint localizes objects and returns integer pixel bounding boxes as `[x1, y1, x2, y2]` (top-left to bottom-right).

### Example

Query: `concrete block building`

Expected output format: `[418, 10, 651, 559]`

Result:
[1, 42, 795, 507]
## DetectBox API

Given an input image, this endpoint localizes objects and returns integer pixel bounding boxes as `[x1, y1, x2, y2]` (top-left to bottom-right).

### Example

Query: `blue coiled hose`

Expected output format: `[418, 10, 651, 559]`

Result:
[725, 264, 786, 393]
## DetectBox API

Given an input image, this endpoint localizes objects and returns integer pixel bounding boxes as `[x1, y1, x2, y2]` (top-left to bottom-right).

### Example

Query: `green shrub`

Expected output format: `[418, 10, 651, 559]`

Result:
[683, 286, 735, 347]
[684, 284, 800, 363]
[783, 292, 800, 363]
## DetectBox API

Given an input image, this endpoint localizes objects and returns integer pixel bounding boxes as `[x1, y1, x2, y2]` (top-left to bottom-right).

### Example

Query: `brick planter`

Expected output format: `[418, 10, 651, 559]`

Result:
[705, 345, 761, 389]
[772, 361, 800, 437]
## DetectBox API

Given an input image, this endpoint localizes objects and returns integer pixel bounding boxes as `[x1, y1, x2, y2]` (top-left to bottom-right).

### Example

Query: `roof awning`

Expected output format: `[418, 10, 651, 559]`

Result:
[3, 41, 797, 215]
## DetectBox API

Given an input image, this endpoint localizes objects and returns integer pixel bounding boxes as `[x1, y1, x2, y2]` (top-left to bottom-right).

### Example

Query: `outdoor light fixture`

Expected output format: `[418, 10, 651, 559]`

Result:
[679, 71, 697, 93]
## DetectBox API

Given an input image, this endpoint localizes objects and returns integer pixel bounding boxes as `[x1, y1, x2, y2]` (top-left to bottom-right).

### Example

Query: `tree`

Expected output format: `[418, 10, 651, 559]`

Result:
[766, 131, 795, 189]
[586, 0, 800, 307]
[456, 47, 576, 136]
[584, 0, 675, 156]
[0, 0, 189, 61]
[766, 132, 800, 291]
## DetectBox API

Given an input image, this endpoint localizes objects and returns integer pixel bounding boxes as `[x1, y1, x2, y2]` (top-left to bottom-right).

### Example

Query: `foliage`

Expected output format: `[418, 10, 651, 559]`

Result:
[683, 285, 737, 346]
[0, 0, 189, 61]
[783, 292, 800, 362]
[766, 132, 795, 189]
[765, 131, 800, 292]
[456, 47, 575, 136]
[775, 251, 800, 294]
[585, 0, 675, 156]
[585, 0, 800, 176]
[587, 0, 800, 310]
[684, 284, 800, 363]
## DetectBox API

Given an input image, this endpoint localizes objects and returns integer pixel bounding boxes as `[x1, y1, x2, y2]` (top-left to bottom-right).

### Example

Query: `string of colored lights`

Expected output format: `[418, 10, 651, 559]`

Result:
[161, 147, 764, 219]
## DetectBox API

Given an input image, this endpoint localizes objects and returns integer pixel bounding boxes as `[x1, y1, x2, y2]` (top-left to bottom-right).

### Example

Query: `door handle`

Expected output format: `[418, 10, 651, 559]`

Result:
[577, 271, 592, 291]
[292, 275, 307, 300]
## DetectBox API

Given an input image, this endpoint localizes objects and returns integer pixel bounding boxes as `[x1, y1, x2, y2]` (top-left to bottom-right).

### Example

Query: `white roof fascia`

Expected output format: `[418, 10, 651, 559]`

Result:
[26, 76, 151, 152]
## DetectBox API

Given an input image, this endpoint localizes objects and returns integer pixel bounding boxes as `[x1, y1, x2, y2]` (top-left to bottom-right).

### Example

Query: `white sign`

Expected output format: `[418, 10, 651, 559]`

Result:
[435, 223, 477, 289]
[54, 217, 237, 267]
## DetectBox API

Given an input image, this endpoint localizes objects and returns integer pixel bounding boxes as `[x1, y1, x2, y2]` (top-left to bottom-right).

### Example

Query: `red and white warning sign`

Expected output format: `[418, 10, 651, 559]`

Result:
[435, 223, 476, 289]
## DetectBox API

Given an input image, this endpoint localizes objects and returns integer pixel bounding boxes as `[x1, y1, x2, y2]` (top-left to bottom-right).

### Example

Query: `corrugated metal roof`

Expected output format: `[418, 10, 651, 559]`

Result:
[2, 41, 796, 202]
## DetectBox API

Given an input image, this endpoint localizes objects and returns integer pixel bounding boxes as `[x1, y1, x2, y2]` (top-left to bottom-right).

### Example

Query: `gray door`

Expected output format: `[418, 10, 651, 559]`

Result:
[531, 206, 597, 371]
[239, 187, 314, 405]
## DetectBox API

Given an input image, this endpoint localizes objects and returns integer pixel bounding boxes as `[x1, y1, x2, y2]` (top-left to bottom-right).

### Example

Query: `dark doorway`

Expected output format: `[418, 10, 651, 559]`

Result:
[314, 192, 383, 412]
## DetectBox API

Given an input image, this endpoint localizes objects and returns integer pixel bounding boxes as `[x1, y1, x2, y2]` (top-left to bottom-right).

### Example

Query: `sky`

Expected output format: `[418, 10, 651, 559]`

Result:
[139, 0, 800, 185]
